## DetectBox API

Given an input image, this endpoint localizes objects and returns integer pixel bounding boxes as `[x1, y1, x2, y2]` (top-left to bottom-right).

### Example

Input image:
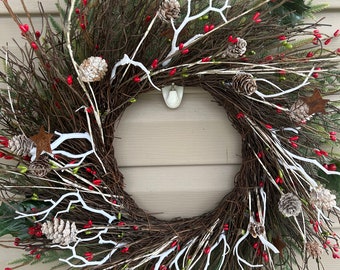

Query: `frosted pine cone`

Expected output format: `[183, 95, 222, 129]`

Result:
[310, 186, 336, 211]
[79, 56, 108, 82]
[232, 72, 257, 95]
[278, 193, 302, 217]
[289, 99, 312, 123]
[306, 240, 323, 258]
[42, 219, 77, 246]
[248, 221, 265, 238]
[159, 0, 180, 22]
[8, 134, 34, 156]
[223, 38, 247, 58]
[28, 155, 51, 177]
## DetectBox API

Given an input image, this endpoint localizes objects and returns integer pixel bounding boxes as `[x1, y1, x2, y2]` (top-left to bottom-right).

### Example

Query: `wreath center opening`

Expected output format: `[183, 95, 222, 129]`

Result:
[114, 88, 242, 220]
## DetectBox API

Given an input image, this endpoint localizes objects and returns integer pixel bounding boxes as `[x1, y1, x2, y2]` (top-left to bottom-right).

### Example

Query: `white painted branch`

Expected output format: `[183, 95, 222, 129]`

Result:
[233, 230, 263, 270]
[169, 237, 197, 270]
[30, 131, 94, 167]
[203, 233, 230, 270]
[66, 0, 104, 143]
[188, 219, 219, 270]
[129, 237, 177, 270]
[110, 54, 160, 91]
[255, 67, 314, 98]
[120, 12, 160, 82]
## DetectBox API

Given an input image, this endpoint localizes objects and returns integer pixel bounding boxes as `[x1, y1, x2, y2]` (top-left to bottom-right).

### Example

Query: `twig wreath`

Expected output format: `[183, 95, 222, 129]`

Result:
[1, 0, 340, 269]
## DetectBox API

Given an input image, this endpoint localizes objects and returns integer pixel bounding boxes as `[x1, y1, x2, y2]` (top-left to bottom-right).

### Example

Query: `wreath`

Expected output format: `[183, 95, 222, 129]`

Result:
[1, 0, 340, 269]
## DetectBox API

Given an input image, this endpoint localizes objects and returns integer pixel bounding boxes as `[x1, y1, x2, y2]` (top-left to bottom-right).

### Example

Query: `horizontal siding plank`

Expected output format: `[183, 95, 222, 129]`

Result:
[0, 0, 58, 14]
[114, 89, 242, 167]
[121, 164, 240, 219]
[314, 0, 340, 9]
[0, 15, 60, 46]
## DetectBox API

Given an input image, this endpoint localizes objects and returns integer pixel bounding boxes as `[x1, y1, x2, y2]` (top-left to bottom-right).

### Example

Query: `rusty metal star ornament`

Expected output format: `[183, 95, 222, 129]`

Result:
[302, 89, 329, 115]
[30, 126, 54, 158]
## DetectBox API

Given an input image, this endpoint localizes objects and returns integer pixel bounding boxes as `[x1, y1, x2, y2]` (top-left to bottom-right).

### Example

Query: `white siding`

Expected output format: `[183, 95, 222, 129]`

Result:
[0, 0, 339, 269]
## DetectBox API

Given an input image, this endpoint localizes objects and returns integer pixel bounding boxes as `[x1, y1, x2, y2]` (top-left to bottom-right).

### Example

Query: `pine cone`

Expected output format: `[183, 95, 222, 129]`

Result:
[278, 193, 302, 217]
[8, 134, 34, 156]
[159, 0, 180, 22]
[232, 72, 257, 95]
[310, 186, 336, 211]
[289, 99, 312, 123]
[28, 155, 51, 177]
[306, 241, 322, 258]
[41, 218, 77, 246]
[79, 56, 108, 82]
[248, 221, 265, 238]
[223, 38, 247, 58]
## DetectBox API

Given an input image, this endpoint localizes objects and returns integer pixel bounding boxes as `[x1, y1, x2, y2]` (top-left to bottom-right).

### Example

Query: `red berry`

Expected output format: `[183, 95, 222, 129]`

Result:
[204, 24, 210, 33]
[121, 247, 129, 253]
[252, 12, 261, 21]
[289, 136, 299, 141]
[306, 52, 314, 58]
[92, 179, 102, 185]
[35, 230, 43, 237]
[328, 164, 337, 171]
[84, 251, 93, 261]
[35, 31, 41, 39]
[324, 38, 332, 45]
[30, 42, 38, 50]
[151, 59, 158, 69]
[181, 48, 189, 55]
[19, 24, 29, 33]
[133, 76, 141, 83]
[145, 15, 151, 23]
[67, 75, 73, 85]
[169, 68, 177, 76]
[204, 246, 211, 254]
[290, 142, 298, 148]
[265, 55, 274, 61]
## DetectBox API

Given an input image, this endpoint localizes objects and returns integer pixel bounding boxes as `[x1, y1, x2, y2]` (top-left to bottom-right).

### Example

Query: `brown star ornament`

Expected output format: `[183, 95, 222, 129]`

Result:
[30, 126, 54, 158]
[301, 89, 329, 115]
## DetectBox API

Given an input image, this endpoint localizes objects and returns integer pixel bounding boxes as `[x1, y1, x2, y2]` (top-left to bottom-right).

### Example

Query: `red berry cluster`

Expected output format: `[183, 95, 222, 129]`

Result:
[28, 223, 43, 238]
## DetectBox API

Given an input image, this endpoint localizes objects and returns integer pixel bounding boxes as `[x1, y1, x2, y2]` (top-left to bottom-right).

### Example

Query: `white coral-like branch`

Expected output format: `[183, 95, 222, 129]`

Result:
[15, 191, 125, 268]
[110, 54, 161, 91]
[163, 0, 231, 66]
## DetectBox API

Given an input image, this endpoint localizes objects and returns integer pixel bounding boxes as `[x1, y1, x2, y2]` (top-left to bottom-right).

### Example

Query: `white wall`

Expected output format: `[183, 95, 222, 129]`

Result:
[0, 0, 339, 269]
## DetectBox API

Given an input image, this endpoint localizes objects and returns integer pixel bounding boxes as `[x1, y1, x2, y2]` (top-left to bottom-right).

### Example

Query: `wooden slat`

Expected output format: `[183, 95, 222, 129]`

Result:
[121, 164, 240, 219]
[114, 89, 242, 167]
[0, 15, 61, 46]
[0, 0, 58, 14]
[314, 0, 340, 9]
